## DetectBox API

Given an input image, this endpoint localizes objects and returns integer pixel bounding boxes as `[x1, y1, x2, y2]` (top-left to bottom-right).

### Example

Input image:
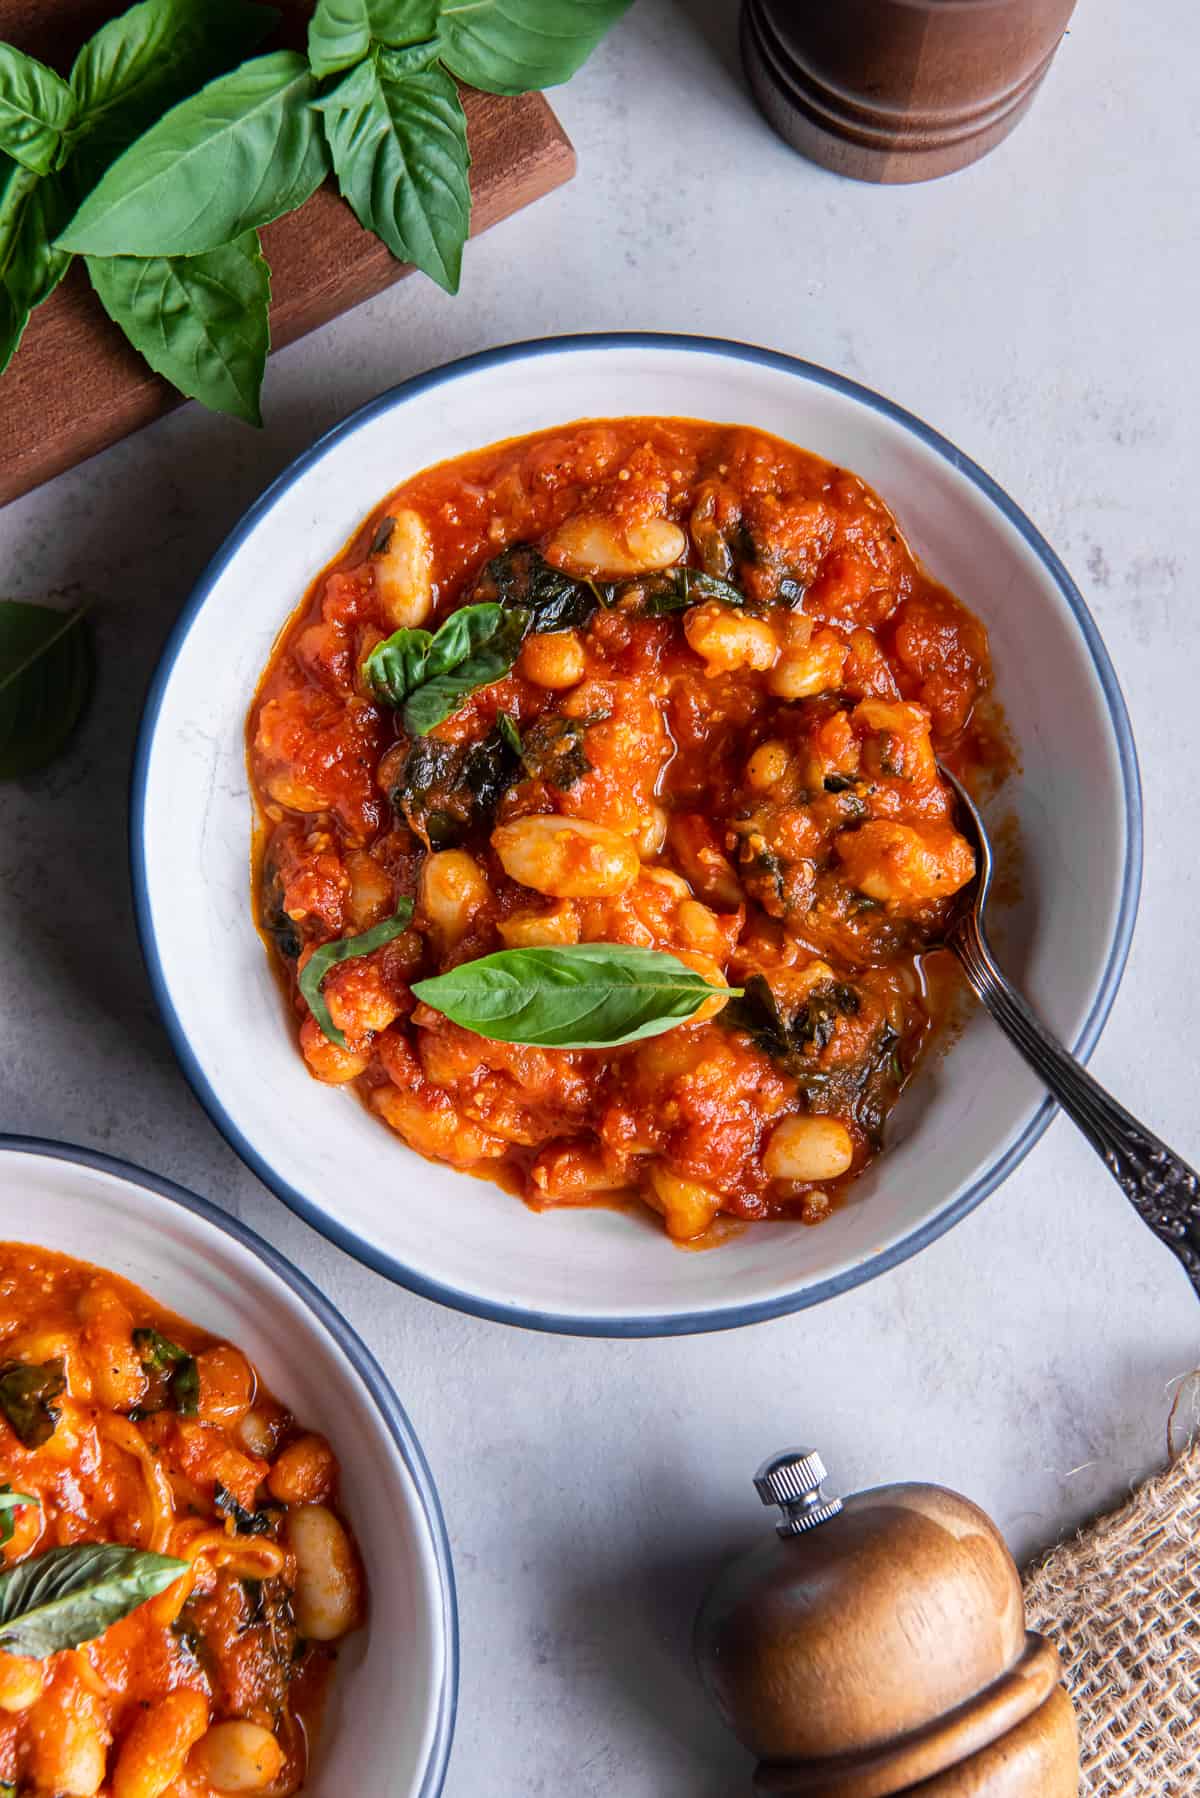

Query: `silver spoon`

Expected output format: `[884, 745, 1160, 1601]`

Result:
[938, 765, 1200, 1294]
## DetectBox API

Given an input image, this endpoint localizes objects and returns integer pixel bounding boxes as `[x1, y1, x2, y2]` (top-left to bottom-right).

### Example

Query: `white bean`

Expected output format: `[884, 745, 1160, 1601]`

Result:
[189, 1721, 284, 1793]
[492, 815, 639, 899]
[287, 1504, 362, 1641]
[764, 1116, 854, 1182]
[372, 508, 434, 628]
[684, 602, 778, 676]
[547, 514, 686, 578]
[647, 1164, 723, 1241]
[419, 848, 491, 945]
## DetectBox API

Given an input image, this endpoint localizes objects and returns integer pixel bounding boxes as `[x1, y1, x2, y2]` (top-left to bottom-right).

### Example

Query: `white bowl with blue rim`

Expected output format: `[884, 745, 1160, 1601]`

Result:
[132, 334, 1141, 1337]
[0, 1135, 456, 1795]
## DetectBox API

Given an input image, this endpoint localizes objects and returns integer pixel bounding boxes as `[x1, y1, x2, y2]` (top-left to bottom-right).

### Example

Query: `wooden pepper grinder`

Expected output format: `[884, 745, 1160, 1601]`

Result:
[741, 0, 1079, 184]
[694, 1449, 1079, 1794]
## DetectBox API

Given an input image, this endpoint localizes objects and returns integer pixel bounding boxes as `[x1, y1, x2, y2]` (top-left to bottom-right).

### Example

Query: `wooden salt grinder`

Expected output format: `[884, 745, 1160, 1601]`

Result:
[741, 0, 1079, 183]
[694, 1450, 1080, 1794]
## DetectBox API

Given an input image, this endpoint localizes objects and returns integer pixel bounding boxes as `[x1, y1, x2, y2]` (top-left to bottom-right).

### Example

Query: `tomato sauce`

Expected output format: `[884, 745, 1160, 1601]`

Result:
[247, 418, 1009, 1242]
[0, 1245, 363, 1796]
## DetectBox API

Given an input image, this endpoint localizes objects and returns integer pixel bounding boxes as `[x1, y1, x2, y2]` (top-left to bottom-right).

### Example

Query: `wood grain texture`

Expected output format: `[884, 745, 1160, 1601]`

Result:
[0, 2, 575, 505]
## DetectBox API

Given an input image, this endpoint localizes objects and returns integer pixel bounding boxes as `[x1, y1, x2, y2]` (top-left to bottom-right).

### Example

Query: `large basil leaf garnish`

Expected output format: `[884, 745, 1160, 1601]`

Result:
[299, 898, 415, 1047]
[0, 1543, 187, 1658]
[0, 1359, 66, 1448]
[412, 942, 740, 1049]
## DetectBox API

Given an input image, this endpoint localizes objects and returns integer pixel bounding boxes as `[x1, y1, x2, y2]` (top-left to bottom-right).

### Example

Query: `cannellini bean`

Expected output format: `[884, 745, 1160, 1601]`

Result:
[764, 1116, 855, 1183]
[684, 602, 778, 676]
[237, 1407, 280, 1459]
[195, 1345, 254, 1429]
[768, 628, 848, 700]
[420, 848, 492, 945]
[77, 1283, 146, 1412]
[547, 514, 686, 578]
[675, 898, 726, 958]
[631, 804, 668, 858]
[498, 901, 581, 948]
[0, 1651, 44, 1713]
[493, 815, 639, 899]
[370, 1082, 507, 1166]
[531, 1147, 633, 1203]
[518, 629, 586, 690]
[647, 1164, 723, 1241]
[746, 740, 792, 792]
[25, 1681, 109, 1795]
[268, 1433, 336, 1505]
[300, 1014, 372, 1084]
[287, 1504, 363, 1641]
[112, 1690, 209, 1798]
[345, 849, 394, 929]
[189, 1721, 285, 1794]
[835, 821, 974, 907]
[372, 508, 434, 628]
[640, 867, 692, 901]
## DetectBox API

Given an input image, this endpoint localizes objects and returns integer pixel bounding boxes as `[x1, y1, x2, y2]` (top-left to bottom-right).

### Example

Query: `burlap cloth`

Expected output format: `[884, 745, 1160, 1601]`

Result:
[1023, 1438, 1200, 1795]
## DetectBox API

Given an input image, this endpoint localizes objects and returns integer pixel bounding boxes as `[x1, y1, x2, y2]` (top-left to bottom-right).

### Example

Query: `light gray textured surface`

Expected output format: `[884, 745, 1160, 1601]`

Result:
[1, 2, 1198, 1791]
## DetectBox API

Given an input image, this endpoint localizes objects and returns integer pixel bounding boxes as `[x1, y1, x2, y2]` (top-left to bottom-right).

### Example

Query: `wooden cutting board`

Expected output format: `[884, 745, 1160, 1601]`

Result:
[0, 2, 575, 507]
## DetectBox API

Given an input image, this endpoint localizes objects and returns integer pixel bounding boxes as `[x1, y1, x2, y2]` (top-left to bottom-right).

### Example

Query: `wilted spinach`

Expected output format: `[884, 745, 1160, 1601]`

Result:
[0, 1358, 65, 1448]
[392, 724, 522, 848]
[515, 713, 600, 790]
[469, 543, 599, 633]
[214, 1482, 276, 1537]
[641, 566, 746, 615]
[132, 1328, 198, 1416]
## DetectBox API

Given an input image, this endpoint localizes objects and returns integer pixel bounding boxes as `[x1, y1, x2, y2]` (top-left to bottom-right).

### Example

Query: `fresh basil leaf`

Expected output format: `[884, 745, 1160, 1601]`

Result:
[0, 1543, 187, 1658]
[87, 231, 271, 424]
[0, 158, 75, 357]
[308, 0, 441, 77]
[0, 1486, 39, 1547]
[59, 52, 328, 258]
[438, 0, 633, 95]
[0, 1360, 66, 1449]
[0, 600, 92, 780]
[0, 43, 75, 177]
[403, 605, 527, 734]
[68, 0, 279, 188]
[363, 602, 502, 705]
[214, 1482, 275, 1536]
[413, 942, 740, 1049]
[317, 48, 469, 293]
[301, 898, 414, 1047]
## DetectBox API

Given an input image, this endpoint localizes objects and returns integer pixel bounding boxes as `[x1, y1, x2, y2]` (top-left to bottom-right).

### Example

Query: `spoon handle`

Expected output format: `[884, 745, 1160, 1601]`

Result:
[950, 914, 1200, 1294]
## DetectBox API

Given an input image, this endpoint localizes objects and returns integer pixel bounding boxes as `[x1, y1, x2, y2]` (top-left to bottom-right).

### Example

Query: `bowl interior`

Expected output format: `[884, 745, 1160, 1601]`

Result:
[0, 1143, 451, 1796]
[135, 338, 1137, 1332]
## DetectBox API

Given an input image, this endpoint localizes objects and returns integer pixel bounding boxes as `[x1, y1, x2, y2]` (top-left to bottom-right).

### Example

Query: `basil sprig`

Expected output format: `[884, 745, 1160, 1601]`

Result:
[413, 943, 741, 1049]
[0, 1486, 38, 1547]
[0, 1542, 187, 1658]
[0, 0, 631, 415]
[300, 898, 414, 1047]
[364, 603, 528, 735]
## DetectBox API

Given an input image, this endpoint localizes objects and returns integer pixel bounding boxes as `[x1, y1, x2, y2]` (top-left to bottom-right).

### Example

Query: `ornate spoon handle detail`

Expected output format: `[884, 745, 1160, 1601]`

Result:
[950, 912, 1200, 1292]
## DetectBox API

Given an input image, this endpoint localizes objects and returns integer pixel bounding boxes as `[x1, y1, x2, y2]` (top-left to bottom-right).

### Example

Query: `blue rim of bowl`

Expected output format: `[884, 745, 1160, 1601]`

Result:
[130, 332, 1143, 1338]
[0, 1132, 458, 1798]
